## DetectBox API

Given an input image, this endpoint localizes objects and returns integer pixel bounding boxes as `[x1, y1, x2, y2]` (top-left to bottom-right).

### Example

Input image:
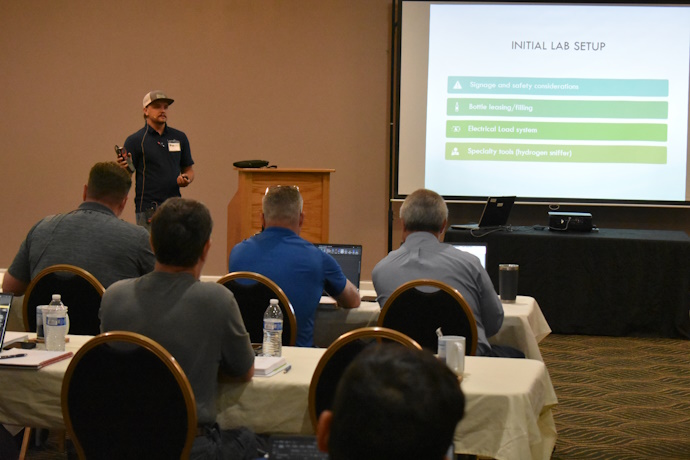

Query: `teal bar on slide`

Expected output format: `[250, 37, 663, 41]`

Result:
[448, 77, 669, 97]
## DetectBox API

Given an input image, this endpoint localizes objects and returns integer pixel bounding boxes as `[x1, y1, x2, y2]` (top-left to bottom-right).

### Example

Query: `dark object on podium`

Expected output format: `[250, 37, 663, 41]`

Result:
[233, 160, 269, 168]
[548, 212, 593, 231]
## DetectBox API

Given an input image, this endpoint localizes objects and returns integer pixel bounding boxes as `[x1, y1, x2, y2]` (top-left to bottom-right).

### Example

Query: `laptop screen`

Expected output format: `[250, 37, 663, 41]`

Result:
[0, 293, 13, 349]
[316, 244, 362, 289]
[452, 243, 487, 269]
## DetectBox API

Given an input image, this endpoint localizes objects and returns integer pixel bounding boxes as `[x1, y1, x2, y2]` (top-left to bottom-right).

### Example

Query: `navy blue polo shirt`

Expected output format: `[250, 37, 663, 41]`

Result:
[124, 124, 194, 212]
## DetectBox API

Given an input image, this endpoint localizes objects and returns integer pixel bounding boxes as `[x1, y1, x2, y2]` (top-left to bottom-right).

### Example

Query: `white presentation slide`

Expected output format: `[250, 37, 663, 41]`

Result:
[398, 2, 690, 203]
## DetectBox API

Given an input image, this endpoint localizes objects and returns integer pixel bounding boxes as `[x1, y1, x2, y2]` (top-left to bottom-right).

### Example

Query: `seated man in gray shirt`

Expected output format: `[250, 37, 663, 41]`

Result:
[2, 162, 154, 296]
[100, 197, 265, 459]
[373, 188, 523, 358]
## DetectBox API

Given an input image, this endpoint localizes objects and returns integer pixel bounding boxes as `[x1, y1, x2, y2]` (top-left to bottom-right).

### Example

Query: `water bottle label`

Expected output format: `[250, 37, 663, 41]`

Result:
[263, 320, 283, 332]
[46, 316, 67, 327]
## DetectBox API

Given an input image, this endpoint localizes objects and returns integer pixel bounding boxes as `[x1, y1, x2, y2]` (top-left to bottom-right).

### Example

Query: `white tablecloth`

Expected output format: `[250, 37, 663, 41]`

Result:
[216, 346, 558, 460]
[316, 295, 551, 361]
[0, 335, 557, 460]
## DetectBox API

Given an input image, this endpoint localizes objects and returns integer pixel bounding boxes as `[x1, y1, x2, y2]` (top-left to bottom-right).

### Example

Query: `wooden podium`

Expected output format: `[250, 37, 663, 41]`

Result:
[227, 168, 335, 262]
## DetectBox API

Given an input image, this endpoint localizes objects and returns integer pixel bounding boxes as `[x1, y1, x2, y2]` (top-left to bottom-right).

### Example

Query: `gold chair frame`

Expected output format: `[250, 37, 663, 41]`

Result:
[22, 264, 105, 332]
[217, 271, 297, 346]
[61, 331, 197, 460]
[308, 326, 422, 430]
[378, 279, 479, 356]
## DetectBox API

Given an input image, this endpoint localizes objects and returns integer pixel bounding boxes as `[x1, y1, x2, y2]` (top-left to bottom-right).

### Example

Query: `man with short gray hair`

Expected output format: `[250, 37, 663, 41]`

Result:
[373, 189, 519, 357]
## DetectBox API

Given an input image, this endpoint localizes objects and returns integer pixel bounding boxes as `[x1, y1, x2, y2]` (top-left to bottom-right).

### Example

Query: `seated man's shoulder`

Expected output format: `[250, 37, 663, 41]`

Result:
[373, 246, 405, 268]
[191, 280, 238, 302]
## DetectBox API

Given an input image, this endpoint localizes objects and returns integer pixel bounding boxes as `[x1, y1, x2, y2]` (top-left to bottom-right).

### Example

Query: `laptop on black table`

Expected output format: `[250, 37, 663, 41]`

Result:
[451, 196, 515, 230]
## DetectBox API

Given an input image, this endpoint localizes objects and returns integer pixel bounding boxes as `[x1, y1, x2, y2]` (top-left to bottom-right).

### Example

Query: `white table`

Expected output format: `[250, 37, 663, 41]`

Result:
[217, 346, 558, 460]
[316, 295, 551, 361]
[2, 272, 551, 360]
[0, 336, 557, 460]
[489, 296, 551, 361]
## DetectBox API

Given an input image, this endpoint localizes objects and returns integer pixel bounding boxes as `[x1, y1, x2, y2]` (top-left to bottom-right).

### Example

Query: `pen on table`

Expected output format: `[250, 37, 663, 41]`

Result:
[0, 353, 27, 360]
[283, 364, 292, 374]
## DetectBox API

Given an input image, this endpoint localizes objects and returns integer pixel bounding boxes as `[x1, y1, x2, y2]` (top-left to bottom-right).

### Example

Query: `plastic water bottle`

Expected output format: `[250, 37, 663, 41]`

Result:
[44, 294, 68, 351]
[262, 299, 283, 357]
[49, 294, 64, 309]
[38, 294, 64, 338]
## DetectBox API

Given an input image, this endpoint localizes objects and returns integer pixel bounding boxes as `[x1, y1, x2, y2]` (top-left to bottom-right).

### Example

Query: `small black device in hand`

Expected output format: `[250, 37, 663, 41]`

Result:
[115, 145, 135, 173]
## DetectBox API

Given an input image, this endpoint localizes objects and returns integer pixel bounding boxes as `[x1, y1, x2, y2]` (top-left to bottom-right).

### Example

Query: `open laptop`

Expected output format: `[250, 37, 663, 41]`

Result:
[451, 196, 515, 230]
[315, 243, 362, 290]
[452, 243, 487, 268]
[0, 293, 14, 349]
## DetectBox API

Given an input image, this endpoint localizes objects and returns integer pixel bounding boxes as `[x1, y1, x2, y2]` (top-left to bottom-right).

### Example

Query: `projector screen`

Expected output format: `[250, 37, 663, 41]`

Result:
[395, 1, 690, 206]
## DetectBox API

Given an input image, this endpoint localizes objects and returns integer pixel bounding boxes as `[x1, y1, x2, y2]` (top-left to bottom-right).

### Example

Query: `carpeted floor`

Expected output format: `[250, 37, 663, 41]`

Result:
[541, 334, 690, 460]
[19, 334, 690, 460]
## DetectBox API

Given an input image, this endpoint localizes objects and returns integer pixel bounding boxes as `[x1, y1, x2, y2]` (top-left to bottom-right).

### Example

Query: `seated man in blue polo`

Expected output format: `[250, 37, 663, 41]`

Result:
[229, 185, 360, 347]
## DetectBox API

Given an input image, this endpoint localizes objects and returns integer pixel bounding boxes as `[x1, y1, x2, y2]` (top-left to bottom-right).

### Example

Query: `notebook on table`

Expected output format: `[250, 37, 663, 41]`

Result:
[0, 349, 73, 369]
[451, 196, 516, 230]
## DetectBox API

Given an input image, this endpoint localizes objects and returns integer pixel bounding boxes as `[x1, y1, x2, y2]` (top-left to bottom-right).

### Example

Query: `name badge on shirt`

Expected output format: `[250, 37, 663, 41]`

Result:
[168, 140, 181, 152]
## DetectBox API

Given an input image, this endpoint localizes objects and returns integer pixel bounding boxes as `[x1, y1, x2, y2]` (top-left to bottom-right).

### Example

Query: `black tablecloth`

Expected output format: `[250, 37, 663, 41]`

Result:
[445, 226, 690, 339]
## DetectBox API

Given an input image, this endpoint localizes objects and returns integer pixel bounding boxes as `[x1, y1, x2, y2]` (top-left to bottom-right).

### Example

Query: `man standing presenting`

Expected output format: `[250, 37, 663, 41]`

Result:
[117, 90, 194, 229]
[100, 198, 265, 459]
[373, 189, 522, 357]
[229, 185, 360, 347]
[2, 162, 154, 296]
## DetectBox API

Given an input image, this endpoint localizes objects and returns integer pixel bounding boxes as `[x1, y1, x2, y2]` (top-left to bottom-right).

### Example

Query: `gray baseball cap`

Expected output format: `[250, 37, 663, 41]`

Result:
[142, 90, 174, 108]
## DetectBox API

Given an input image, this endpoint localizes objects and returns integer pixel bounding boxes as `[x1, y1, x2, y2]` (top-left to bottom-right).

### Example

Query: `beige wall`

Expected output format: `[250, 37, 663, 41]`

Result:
[0, 0, 393, 279]
[2, 0, 689, 284]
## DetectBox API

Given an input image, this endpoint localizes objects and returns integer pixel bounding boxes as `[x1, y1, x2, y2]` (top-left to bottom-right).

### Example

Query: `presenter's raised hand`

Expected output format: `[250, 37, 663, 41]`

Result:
[114, 146, 133, 173]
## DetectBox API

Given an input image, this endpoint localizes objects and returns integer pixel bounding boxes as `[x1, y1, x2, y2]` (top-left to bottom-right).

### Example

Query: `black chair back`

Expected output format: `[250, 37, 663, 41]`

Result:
[308, 327, 421, 430]
[218, 272, 297, 346]
[22, 264, 105, 335]
[378, 279, 478, 355]
[62, 331, 197, 460]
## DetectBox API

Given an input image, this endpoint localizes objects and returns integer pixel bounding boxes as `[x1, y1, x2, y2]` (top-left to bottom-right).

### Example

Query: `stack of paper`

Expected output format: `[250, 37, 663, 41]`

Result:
[254, 356, 289, 377]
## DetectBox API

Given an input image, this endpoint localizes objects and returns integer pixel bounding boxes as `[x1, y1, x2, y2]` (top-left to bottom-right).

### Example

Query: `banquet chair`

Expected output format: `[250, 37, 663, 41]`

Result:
[19, 264, 106, 458]
[62, 331, 197, 460]
[377, 279, 478, 356]
[22, 264, 105, 335]
[308, 326, 421, 430]
[218, 271, 297, 346]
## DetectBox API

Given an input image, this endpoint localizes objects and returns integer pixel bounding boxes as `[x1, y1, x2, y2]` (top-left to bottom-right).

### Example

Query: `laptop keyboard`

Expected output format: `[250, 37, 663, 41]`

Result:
[269, 436, 328, 459]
